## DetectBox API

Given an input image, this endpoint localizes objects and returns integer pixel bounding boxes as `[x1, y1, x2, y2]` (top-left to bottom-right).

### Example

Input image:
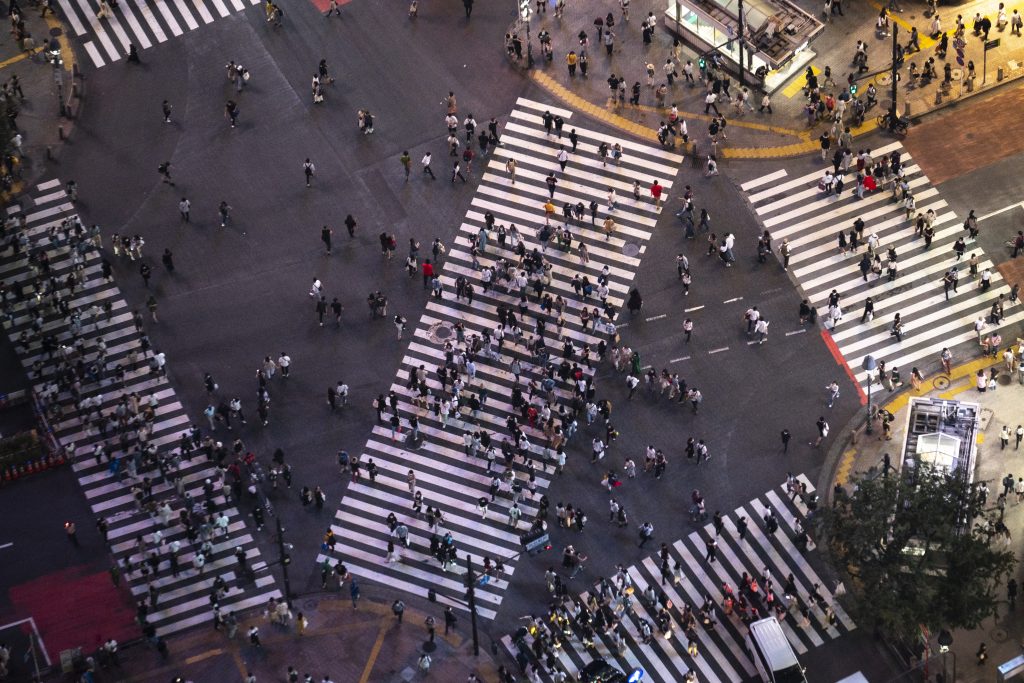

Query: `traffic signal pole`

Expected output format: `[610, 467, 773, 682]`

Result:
[466, 554, 480, 656]
[737, 0, 746, 86]
[890, 24, 899, 122]
[276, 517, 293, 608]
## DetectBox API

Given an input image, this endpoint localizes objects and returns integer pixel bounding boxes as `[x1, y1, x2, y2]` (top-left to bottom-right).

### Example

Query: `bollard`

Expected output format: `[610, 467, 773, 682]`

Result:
[998, 66, 1004, 81]
[935, 90, 943, 105]
[58, 125, 64, 141]
[966, 76, 975, 92]
[46, 146, 52, 160]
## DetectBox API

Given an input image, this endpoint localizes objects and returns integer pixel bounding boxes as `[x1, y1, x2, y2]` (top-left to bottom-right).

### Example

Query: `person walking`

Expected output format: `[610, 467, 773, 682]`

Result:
[321, 225, 333, 254]
[161, 249, 175, 272]
[219, 201, 232, 227]
[421, 152, 436, 179]
[452, 161, 467, 183]
[400, 150, 411, 181]
[812, 417, 829, 447]
[303, 159, 316, 187]
[158, 162, 175, 186]
[825, 381, 840, 408]
[392, 599, 405, 623]
[780, 428, 791, 453]
[162, 100, 172, 123]
[350, 579, 361, 608]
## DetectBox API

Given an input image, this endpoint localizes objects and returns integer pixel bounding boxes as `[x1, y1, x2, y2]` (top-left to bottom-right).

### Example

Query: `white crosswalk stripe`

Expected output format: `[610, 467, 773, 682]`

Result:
[744, 143, 1024, 388]
[0, 181, 281, 636]
[315, 97, 683, 620]
[57, 0, 260, 68]
[500, 476, 855, 682]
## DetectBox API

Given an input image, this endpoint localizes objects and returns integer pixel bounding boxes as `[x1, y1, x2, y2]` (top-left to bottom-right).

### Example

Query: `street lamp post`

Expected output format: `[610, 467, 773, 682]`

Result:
[937, 629, 953, 682]
[863, 355, 877, 434]
[275, 517, 294, 608]
[48, 39, 65, 117]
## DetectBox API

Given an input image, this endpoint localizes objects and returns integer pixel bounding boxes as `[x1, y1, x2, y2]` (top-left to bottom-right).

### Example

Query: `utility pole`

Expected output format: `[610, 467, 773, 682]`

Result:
[466, 554, 480, 656]
[276, 517, 293, 608]
[737, 0, 746, 86]
[890, 24, 899, 123]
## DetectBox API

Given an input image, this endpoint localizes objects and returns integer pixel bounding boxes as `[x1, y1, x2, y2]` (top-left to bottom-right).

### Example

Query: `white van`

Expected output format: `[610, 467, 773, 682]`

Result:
[746, 617, 808, 683]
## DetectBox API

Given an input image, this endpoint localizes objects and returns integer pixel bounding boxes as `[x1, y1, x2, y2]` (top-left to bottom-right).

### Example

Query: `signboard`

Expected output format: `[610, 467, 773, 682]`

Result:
[519, 528, 550, 553]
[985, 38, 1001, 50]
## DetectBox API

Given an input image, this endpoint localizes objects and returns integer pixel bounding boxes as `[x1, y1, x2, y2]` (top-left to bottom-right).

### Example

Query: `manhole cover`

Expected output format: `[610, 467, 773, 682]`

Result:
[49, 26, 63, 37]
[622, 242, 640, 257]
[933, 376, 950, 390]
[303, 598, 318, 610]
[991, 627, 1008, 642]
[427, 321, 453, 344]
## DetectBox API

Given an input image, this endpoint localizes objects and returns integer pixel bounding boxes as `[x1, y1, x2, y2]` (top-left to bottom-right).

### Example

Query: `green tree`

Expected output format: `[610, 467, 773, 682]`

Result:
[820, 465, 1016, 641]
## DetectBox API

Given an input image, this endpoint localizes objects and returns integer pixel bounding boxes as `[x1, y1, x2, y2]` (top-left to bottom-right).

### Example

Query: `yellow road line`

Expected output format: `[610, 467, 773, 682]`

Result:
[865, 0, 937, 50]
[782, 65, 818, 99]
[938, 381, 977, 401]
[184, 648, 223, 665]
[531, 69, 889, 158]
[0, 48, 44, 70]
[44, 14, 77, 74]
[835, 448, 857, 485]
[628, 100, 806, 136]
[358, 621, 389, 683]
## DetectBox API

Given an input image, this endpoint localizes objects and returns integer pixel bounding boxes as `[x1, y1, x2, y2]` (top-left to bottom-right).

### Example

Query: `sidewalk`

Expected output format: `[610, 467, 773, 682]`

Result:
[78, 590, 502, 683]
[830, 351, 1024, 682]
[519, 0, 1024, 158]
[0, 5, 79, 196]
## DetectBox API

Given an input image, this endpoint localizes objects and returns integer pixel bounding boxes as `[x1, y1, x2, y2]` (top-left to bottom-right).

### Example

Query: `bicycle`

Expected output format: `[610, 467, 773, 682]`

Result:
[877, 112, 909, 136]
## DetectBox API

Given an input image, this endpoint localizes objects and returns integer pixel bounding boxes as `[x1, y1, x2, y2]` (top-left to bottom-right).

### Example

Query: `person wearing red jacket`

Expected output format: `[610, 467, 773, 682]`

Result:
[422, 260, 434, 289]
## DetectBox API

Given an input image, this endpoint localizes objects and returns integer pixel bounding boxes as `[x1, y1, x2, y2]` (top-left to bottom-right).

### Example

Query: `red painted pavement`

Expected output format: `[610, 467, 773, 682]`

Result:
[821, 328, 867, 405]
[9, 566, 138, 660]
[309, 0, 351, 13]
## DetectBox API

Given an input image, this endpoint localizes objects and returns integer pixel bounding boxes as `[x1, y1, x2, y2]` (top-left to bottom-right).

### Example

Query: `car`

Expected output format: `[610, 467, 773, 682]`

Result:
[578, 659, 628, 683]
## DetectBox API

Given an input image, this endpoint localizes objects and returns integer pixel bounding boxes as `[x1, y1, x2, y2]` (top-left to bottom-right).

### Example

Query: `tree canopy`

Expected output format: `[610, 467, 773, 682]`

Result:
[820, 465, 1016, 641]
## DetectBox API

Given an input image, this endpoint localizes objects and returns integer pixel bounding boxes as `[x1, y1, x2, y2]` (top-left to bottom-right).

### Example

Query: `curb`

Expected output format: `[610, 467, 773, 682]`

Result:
[528, 53, 1024, 159]
[821, 352, 1009, 503]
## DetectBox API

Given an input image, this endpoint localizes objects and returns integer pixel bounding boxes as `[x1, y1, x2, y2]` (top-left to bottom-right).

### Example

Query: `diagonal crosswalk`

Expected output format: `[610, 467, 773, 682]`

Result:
[57, 0, 261, 68]
[0, 180, 281, 636]
[501, 475, 855, 682]
[745, 142, 1024, 388]
[315, 97, 684, 620]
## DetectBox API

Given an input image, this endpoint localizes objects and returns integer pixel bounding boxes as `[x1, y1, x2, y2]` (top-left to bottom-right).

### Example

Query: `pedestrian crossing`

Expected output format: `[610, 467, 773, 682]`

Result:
[745, 142, 1024, 388]
[0, 180, 281, 636]
[58, 0, 263, 68]
[500, 475, 855, 683]
[315, 97, 684, 620]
